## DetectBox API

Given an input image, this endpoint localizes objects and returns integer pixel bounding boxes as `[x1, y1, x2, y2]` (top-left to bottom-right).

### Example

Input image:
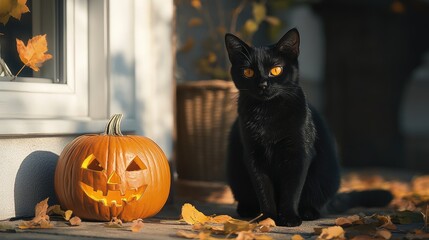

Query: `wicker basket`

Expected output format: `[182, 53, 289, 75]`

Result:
[176, 80, 238, 182]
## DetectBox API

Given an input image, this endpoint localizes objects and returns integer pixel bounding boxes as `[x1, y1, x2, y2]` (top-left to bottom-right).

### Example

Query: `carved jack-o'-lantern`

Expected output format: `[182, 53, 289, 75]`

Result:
[54, 114, 171, 221]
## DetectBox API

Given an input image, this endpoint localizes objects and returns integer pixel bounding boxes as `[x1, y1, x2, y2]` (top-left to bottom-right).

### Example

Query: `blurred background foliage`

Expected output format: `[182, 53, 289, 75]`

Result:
[175, 0, 303, 81]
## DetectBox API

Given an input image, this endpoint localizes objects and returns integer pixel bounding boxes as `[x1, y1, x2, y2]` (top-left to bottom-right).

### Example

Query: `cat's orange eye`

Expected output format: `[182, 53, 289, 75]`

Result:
[243, 68, 254, 78]
[269, 66, 282, 76]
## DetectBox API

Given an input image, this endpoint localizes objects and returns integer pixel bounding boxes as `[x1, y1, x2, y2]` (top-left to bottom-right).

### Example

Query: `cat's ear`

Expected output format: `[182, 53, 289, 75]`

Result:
[225, 33, 251, 62]
[276, 28, 300, 58]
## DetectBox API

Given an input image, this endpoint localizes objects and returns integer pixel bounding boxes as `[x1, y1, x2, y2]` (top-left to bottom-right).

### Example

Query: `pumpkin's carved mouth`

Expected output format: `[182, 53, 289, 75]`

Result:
[80, 182, 147, 206]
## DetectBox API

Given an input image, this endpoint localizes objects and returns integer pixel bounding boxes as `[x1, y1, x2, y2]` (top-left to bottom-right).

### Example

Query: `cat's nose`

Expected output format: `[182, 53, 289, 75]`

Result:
[259, 81, 268, 90]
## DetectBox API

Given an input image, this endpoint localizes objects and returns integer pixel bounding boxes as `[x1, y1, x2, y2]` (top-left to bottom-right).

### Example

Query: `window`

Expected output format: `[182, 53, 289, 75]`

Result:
[0, 0, 64, 83]
[0, 0, 174, 144]
[0, 0, 91, 132]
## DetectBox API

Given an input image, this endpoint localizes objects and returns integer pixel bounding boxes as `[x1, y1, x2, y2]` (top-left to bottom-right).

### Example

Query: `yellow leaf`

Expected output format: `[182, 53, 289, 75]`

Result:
[252, 3, 266, 23]
[181, 203, 210, 225]
[292, 234, 305, 240]
[0, 0, 29, 25]
[190, 0, 201, 9]
[130, 219, 144, 232]
[318, 226, 345, 240]
[64, 210, 73, 221]
[16, 34, 53, 72]
[236, 231, 255, 240]
[9, 0, 30, 21]
[243, 19, 258, 35]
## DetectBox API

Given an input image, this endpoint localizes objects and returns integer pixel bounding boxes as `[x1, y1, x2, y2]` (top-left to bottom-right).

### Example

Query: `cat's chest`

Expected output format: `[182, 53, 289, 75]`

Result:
[240, 103, 295, 143]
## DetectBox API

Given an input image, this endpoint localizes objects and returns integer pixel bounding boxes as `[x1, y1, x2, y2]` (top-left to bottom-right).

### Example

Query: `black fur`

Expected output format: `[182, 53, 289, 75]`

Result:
[225, 29, 391, 227]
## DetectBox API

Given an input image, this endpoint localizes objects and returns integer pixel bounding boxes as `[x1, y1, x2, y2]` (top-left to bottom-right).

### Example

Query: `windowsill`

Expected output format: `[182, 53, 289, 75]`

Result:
[0, 76, 53, 83]
[0, 118, 137, 136]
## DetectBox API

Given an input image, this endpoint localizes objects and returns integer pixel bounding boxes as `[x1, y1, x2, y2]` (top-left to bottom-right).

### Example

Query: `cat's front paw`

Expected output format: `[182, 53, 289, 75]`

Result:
[299, 207, 320, 221]
[276, 213, 302, 227]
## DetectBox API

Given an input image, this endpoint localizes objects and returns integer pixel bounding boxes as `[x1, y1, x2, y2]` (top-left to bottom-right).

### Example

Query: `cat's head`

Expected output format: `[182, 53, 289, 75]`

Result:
[225, 28, 300, 101]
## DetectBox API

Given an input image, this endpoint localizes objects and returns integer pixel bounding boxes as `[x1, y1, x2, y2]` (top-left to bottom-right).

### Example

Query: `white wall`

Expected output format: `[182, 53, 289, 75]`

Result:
[0, 137, 74, 219]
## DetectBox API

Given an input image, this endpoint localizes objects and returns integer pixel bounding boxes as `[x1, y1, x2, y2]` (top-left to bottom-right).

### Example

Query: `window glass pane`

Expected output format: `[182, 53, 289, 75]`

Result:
[0, 0, 64, 83]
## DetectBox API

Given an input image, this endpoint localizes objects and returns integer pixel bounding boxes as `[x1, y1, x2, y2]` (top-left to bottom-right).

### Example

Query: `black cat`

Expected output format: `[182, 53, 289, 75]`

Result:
[225, 28, 392, 227]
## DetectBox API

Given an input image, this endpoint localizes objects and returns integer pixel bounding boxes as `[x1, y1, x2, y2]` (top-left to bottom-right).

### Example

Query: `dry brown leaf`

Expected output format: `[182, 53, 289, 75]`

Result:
[130, 219, 144, 232]
[181, 203, 210, 225]
[69, 216, 81, 226]
[105, 217, 123, 228]
[224, 218, 257, 234]
[335, 215, 361, 226]
[318, 226, 345, 240]
[16, 34, 53, 73]
[291, 235, 305, 240]
[18, 198, 53, 229]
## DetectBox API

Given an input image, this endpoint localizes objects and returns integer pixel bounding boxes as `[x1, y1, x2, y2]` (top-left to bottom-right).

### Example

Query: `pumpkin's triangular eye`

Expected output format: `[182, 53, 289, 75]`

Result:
[126, 156, 147, 171]
[81, 154, 104, 171]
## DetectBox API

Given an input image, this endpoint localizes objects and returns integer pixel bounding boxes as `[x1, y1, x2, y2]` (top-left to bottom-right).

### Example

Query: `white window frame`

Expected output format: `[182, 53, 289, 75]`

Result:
[0, 0, 132, 135]
[0, 0, 174, 158]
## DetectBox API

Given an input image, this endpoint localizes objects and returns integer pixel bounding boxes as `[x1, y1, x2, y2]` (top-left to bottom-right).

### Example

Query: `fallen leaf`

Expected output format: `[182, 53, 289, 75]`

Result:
[258, 218, 276, 232]
[130, 219, 144, 232]
[210, 215, 233, 224]
[69, 216, 81, 226]
[335, 215, 361, 226]
[181, 203, 210, 225]
[18, 198, 53, 229]
[375, 229, 392, 239]
[64, 210, 73, 221]
[236, 231, 255, 240]
[16, 34, 53, 72]
[318, 226, 345, 240]
[105, 217, 123, 228]
[224, 219, 257, 234]
[291, 235, 305, 240]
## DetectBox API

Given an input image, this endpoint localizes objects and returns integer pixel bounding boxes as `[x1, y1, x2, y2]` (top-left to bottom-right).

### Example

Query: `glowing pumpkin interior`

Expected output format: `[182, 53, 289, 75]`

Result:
[80, 153, 148, 207]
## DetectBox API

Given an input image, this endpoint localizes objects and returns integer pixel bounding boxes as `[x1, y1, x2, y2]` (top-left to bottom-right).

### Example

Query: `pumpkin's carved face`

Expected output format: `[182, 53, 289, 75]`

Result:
[80, 154, 148, 207]
[54, 114, 171, 222]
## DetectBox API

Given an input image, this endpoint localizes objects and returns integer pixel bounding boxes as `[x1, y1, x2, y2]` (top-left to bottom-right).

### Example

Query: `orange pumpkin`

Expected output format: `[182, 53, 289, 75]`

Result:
[54, 114, 171, 221]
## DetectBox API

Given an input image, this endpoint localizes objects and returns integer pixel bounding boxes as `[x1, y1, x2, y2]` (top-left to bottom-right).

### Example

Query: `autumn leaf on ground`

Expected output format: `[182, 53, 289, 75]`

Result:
[0, 0, 30, 25]
[318, 226, 345, 240]
[258, 218, 276, 232]
[335, 215, 361, 227]
[224, 218, 257, 234]
[235, 230, 273, 240]
[47, 205, 73, 221]
[16, 34, 53, 75]
[69, 216, 81, 226]
[130, 219, 144, 232]
[177, 230, 199, 239]
[291, 235, 305, 240]
[104, 217, 123, 228]
[18, 198, 53, 229]
[181, 203, 210, 225]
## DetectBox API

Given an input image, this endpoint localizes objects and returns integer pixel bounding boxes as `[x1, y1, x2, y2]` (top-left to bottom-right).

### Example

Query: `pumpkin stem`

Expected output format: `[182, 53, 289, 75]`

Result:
[104, 114, 124, 136]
